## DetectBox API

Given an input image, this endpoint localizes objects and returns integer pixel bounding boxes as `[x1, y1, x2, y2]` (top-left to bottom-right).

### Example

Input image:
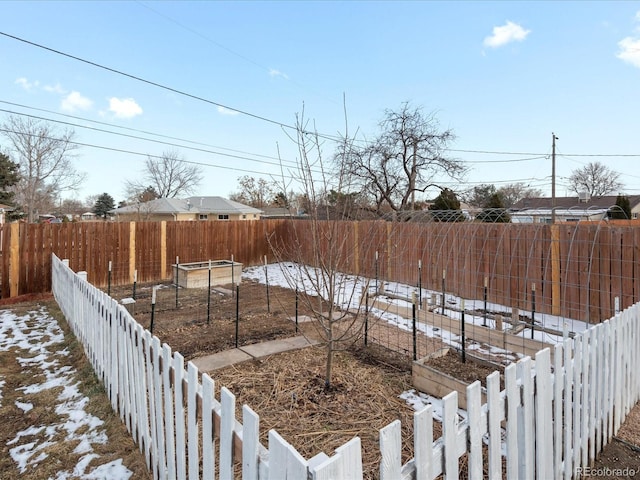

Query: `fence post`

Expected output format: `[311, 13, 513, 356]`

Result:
[160, 221, 167, 280]
[129, 221, 136, 283]
[551, 224, 561, 316]
[9, 222, 19, 297]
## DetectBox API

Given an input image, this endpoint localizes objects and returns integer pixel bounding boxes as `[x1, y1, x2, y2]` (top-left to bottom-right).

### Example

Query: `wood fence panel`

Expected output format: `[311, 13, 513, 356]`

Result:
[621, 227, 634, 309]
[599, 230, 612, 320]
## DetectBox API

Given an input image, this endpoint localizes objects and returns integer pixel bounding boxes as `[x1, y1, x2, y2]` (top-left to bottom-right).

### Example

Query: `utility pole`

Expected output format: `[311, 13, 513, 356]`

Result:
[551, 133, 558, 224]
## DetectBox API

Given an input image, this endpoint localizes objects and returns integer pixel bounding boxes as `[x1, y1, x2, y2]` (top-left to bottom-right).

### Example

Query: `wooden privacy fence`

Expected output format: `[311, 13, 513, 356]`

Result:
[52, 253, 640, 479]
[6, 219, 640, 322]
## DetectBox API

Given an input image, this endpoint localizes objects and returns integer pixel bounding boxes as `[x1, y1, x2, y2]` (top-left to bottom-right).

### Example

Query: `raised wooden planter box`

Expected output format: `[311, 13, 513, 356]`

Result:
[412, 347, 503, 410]
[172, 260, 242, 289]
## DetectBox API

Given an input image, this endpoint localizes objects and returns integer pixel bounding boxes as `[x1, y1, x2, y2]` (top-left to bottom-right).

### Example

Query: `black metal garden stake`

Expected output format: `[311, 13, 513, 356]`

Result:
[483, 276, 488, 327]
[418, 259, 422, 310]
[531, 283, 536, 340]
[132, 270, 137, 300]
[150, 286, 157, 333]
[235, 284, 240, 348]
[412, 296, 417, 361]
[441, 269, 446, 315]
[207, 260, 212, 325]
[175, 256, 179, 309]
[264, 255, 270, 314]
[461, 299, 466, 363]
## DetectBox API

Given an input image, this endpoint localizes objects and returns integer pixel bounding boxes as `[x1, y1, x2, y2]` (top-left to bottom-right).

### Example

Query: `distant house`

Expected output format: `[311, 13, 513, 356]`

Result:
[111, 196, 262, 222]
[0, 204, 14, 225]
[510, 194, 640, 223]
[81, 212, 98, 221]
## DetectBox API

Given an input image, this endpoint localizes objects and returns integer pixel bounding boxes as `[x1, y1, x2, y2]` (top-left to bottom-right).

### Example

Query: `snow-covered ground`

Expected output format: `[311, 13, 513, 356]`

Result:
[243, 262, 590, 357]
[0, 307, 133, 479]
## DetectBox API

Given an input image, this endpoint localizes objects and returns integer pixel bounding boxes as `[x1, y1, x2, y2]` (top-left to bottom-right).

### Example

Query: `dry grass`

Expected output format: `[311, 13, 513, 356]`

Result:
[212, 344, 437, 479]
[0, 301, 151, 480]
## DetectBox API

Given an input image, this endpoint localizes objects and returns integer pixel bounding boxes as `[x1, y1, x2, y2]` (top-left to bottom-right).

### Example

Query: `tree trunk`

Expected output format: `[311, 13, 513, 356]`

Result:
[324, 303, 334, 388]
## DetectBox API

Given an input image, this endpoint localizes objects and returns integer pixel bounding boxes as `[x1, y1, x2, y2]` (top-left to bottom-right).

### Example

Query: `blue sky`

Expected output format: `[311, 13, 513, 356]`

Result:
[1, 1, 639, 205]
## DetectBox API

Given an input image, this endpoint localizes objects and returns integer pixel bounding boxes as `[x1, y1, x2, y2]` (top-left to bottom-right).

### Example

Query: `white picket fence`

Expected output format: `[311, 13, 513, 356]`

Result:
[52, 254, 640, 479]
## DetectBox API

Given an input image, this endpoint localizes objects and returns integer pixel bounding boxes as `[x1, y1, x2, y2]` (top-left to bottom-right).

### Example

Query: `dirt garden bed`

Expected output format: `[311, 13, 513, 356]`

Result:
[104, 278, 640, 479]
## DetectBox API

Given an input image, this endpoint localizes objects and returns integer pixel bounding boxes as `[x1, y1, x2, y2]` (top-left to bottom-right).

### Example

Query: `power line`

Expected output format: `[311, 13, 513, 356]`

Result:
[0, 127, 300, 181]
[0, 107, 308, 171]
[0, 30, 299, 131]
[0, 100, 288, 163]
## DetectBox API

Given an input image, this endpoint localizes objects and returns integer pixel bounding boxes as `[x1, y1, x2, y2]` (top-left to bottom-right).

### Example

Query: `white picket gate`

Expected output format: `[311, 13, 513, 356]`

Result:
[52, 254, 640, 479]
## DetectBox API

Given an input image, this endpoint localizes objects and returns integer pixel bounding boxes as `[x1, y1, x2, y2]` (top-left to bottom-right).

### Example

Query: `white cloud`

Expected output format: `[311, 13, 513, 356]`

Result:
[217, 106, 239, 116]
[617, 37, 640, 68]
[483, 21, 531, 48]
[269, 68, 289, 80]
[61, 91, 93, 112]
[616, 11, 640, 68]
[44, 83, 66, 94]
[15, 77, 39, 91]
[108, 97, 143, 118]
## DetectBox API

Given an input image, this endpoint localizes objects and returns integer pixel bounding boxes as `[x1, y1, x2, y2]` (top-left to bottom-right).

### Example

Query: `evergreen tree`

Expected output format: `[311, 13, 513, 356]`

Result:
[93, 193, 115, 219]
[428, 188, 465, 222]
[611, 194, 631, 220]
[0, 152, 20, 206]
[477, 193, 511, 223]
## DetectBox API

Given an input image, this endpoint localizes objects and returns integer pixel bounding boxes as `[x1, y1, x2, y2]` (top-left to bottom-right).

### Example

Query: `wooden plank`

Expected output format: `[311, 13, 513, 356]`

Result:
[379, 420, 401, 479]
[550, 224, 561, 316]
[160, 221, 167, 280]
[581, 328, 591, 469]
[163, 344, 177, 479]
[220, 387, 235, 480]
[505, 363, 519, 479]
[487, 372, 502, 480]
[202, 374, 215, 479]
[187, 362, 199, 479]
[442, 392, 459, 480]
[153, 336, 167, 478]
[144, 330, 159, 479]
[553, 344, 564, 478]
[535, 349, 553, 480]
[466, 381, 483, 480]
[174, 353, 187, 479]
[9, 222, 19, 297]
[414, 405, 433, 480]
[519, 357, 534, 480]
[242, 405, 259, 480]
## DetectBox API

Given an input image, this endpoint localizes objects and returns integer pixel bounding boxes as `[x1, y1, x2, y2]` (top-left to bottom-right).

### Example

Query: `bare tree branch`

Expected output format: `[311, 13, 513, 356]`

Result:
[1, 115, 85, 222]
[127, 150, 203, 198]
[568, 161, 623, 197]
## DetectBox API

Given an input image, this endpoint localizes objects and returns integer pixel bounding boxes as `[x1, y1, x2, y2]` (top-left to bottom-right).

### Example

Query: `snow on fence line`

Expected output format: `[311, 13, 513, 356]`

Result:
[51, 254, 640, 479]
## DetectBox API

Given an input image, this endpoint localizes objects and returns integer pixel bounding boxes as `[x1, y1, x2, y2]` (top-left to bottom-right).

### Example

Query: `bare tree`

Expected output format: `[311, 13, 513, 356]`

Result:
[568, 161, 623, 197]
[229, 175, 274, 208]
[268, 110, 382, 388]
[126, 150, 203, 198]
[340, 102, 465, 216]
[497, 183, 543, 209]
[121, 184, 160, 221]
[1, 115, 85, 222]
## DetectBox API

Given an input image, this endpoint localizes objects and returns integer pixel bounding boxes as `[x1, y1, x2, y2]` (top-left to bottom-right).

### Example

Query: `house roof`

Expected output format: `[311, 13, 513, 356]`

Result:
[112, 196, 262, 216]
[512, 195, 640, 211]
